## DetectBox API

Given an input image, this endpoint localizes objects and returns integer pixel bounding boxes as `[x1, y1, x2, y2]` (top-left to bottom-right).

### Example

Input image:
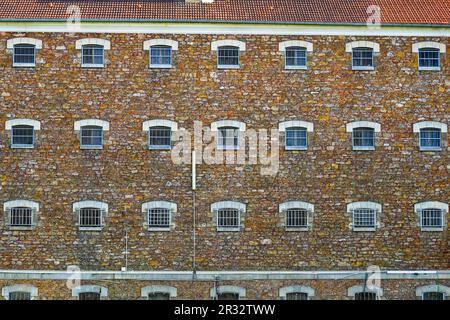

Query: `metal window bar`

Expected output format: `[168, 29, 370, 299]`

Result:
[285, 47, 307, 67]
[148, 292, 171, 300]
[149, 126, 172, 149]
[82, 45, 104, 66]
[79, 208, 102, 228]
[353, 209, 376, 228]
[9, 292, 32, 300]
[80, 126, 103, 148]
[420, 128, 441, 149]
[217, 209, 240, 229]
[422, 292, 445, 300]
[421, 209, 443, 228]
[352, 48, 374, 68]
[218, 46, 240, 67]
[286, 292, 308, 300]
[218, 127, 239, 150]
[13, 44, 36, 65]
[148, 208, 171, 228]
[11, 125, 34, 147]
[419, 48, 440, 68]
[353, 127, 375, 148]
[79, 292, 101, 300]
[355, 292, 377, 300]
[9, 207, 33, 227]
[285, 127, 307, 149]
[286, 209, 308, 228]
[150, 46, 172, 66]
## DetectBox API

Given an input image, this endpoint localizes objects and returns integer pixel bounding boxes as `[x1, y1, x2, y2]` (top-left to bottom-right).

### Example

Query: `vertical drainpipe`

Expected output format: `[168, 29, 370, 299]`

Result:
[192, 150, 197, 281]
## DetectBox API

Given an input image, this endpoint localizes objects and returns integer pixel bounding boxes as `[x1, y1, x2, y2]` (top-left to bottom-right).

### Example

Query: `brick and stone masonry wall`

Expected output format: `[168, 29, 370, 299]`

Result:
[0, 32, 448, 278]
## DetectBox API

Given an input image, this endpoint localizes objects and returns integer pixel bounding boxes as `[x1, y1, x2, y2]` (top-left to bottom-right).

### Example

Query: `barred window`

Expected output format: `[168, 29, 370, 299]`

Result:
[421, 209, 443, 228]
[286, 209, 308, 228]
[9, 207, 33, 227]
[13, 44, 36, 66]
[286, 292, 308, 300]
[285, 127, 307, 149]
[420, 128, 441, 150]
[80, 126, 103, 148]
[422, 292, 445, 300]
[148, 292, 171, 300]
[82, 45, 104, 67]
[79, 292, 101, 300]
[149, 126, 172, 149]
[218, 46, 240, 68]
[419, 48, 440, 69]
[285, 47, 307, 68]
[12, 125, 34, 148]
[150, 46, 172, 67]
[217, 293, 239, 300]
[218, 127, 239, 150]
[355, 292, 377, 300]
[9, 292, 31, 300]
[148, 208, 171, 229]
[353, 127, 375, 149]
[352, 47, 374, 69]
[217, 209, 240, 229]
[353, 209, 376, 229]
[79, 208, 102, 228]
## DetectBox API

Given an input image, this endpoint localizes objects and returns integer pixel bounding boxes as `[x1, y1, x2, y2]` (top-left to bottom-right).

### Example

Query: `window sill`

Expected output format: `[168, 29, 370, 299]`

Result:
[353, 227, 377, 232]
[217, 65, 240, 70]
[419, 147, 442, 152]
[352, 146, 375, 151]
[11, 145, 34, 149]
[148, 227, 171, 232]
[418, 67, 440, 71]
[420, 227, 444, 232]
[149, 64, 173, 69]
[79, 227, 103, 232]
[352, 66, 375, 71]
[285, 146, 308, 151]
[8, 226, 34, 231]
[149, 146, 172, 150]
[13, 63, 36, 68]
[217, 227, 241, 232]
[81, 64, 105, 69]
[80, 146, 103, 150]
[285, 227, 309, 232]
[285, 65, 307, 70]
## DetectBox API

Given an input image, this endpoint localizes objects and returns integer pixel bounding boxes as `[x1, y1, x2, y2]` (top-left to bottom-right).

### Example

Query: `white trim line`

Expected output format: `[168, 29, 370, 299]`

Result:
[74, 119, 110, 131]
[2, 285, 38, 300]
[416, 285, 450, 297]
[75, 38, 111, 50]
[5, 119, 41, 130]
[413, 121, 448, 133]
[211, 201, 246, 213]
[347, 285, 383, 297]
[347, 201, 382, 213]
[279, 285, 315, 299]
[211, 39, 246, 51]
[414, 201, 448, 212]
[141, 285, 177, 298]
[346, 121, 381, 133]
[72, 285, 108, 297]
[142, 200, 177, 212]
[73, 200, 108, 212]
[211, 120, 246, 131]
[279, 201, 314, 213]
[412, 41, 446, 53]
[279, 40, 313, 52]
[278, 120, 314, 132]
[143, 39, 178, 50]
[346, 41, 380, 52]
[7, 37, 42, 49]
[210, 285, 246, 299]
[3, 200, 39, 211]
[142, 119, 178, 131]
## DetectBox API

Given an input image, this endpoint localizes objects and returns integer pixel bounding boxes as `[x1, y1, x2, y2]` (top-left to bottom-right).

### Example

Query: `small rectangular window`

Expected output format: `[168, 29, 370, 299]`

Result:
[9, 207, 33, 227]
[148, 208, 171, 229]
[149, 127, 172, 149]
[217, 293, 239, 300]
[421, 209, 443, 229]
[217, 209, 240, 231]
[286, 209, 308, 228]
[420, 128, 441, 150]
[217, 46, 240, 69]
[353, 209, 376, 229]
[218, 127, 239, 150]
[419, 48, 440, 70]
[352, 127, 375, 150]
[9, 292, 32, 300]
[79, 292, 101, 300]
[82, 45, 104, 67]
[355, 292, 377, 300]
[79, 208, 102, 228]
[286, 292, 308, 300]
[148, 292, 170, 300]
[352, 48, 374, 70]
[285, 127, 307, 150]
[13, 44, 36, 67]
[422, 292, 445, 300]
[80, 126, 103, 149]
[150, 46, 172, 68]
[285, 47, 307, 69]
[11, 125, 34, 148]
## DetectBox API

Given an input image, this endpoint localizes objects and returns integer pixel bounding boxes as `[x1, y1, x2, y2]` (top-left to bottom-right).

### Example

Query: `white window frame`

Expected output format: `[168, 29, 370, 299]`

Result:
[416, 285, 449, 300]
[413, 121, 447, 151]
[143, 39, 178, 69]
[5, 119, 41, 149]
[279, 120, 314, 150]
[142, 119, 178, 150]
[279, 285, 315, 300]
[210, 285, 246, 300]
[211, 120, 246, 151]
[75, 38, 110, 68]
[412, 42, 446, 71]
[347, 201, 382, 232]
[3, 200, 39, 230]
[2, 285, 38, 300]
[414, 201, 448, 232]
[72, 285, 108, 300]
[346, 121, 381, 151]
[346, 41, 380, 71]
[7, 38, 42, 67]
[211, 201, 246, 232]
[279, 201, 314, 231]
[348, 285, 383, 300]
[74, 119, 109, 150]
[211, 40, 245, 70]
[141, 285, 177, 300]
[73, 200, 108, 231]
[142, 200, 177, 231]
[279, 40, 313, 70]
